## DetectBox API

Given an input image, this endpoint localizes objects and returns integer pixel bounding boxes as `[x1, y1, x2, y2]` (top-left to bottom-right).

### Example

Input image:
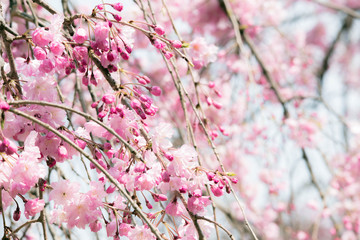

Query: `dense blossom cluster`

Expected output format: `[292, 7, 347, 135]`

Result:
[0, 0, 359, 239]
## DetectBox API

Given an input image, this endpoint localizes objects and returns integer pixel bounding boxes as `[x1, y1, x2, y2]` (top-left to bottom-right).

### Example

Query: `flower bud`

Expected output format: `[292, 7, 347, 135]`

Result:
[153, 25, 165, 35]
[113, 14, 122, 22]
[102, 94, 116, 104]
[13, 207, 21, 221]
[50, 41, 65, 56]
[112, 3, 123, 11]
[0, 101, 9, 111]
[82, 75, 89, 86]
[192, 189, 202, 198]
[5, 140, 18, 155]
[170, 40, 182, 48]
[58, 145, 68, 158]
[74, 28, 88, 44]
[34, 47, 47, 60]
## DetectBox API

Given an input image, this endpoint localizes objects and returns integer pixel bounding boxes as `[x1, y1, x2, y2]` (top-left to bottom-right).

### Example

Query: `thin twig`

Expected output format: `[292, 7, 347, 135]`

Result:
[313, 0, 360, 19]
[301, 148, 340, 236]
[317, 16, 352, 95]
[197, 215, 235, 240]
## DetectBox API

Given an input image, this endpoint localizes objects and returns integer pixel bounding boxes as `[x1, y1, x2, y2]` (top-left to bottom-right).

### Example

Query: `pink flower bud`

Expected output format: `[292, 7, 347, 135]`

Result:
[215, 89, 222, 98]
[134, 162, 146, 172]
[107, 51, 115, 61]
[24, 198, 45, 218]
[98, 111, 107, 119]
[89, 220, 102, 233]
[230, 177, 238, 184]
[142, 75, 151, 84]
[46, 157, 56, 168]
[164, 152, 173, 161]
[179, 185, 187, 193]
[163, 50, 174, 59]
[58, 145, 68, 158]
[211, 185, 223, 197]
[208, 82, 215, 88]
[212, 101, 222, 109]
[210, 130, 218, 140]
[91, 101, 99, 108]
[94, 22, 110, 42]
[170, 40, 182, 48]
[97, 4, 104, 10]
[152, 39, 165, 50]
[32, 28, 52, 47]
[13, 208, 21, 221]
[192, 189, 202, 198]
[136, 76, 147, 85]
[112, 3, 123, 11]
[34, 47, 47, 60]
[144, 105, 158, 116]
[146, 201, 153, 209]
[106, 185, 116, 194]
[5, 140, 18, 155]
[120, 51, 129, 60]
[207, 172, 215, 181]
[161, 171, 170, 182]
[108, 64, 117, 72]
[130, 99, 141, 109]
[102, 94, 116, 104]
[50, 41, 65, 55]
[150, 86, 162, 96]
[82, 75, 89, 86]
[206, 97, 213, 106]
[74, 28, 88, 44]
[38, 178, 47, 191]
[124, 44, 132, 54]
[0, 142, 6, 152]
[75, 139, 87, 149]
[40, 59, 54, 73]
[153, 193, 168, 202]
[153, 25, 165, 35]
[110, 107, 117, 114]
[0, 101, 10, 111]
[193, 59, 204, 69]
[113, 14, 122, 22]
[90, 73, 98, 86]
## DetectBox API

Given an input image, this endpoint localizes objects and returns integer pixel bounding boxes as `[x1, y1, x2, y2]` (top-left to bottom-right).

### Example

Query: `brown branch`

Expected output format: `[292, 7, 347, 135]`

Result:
[313, 0, 360, 19]
[219, 0, 288, 118]
[0, 6, 22, 97]
[301, 148, 340, 237]
[197, 215, 235, 240]
[31, 0, 57, 15]
[317, 16, 352, 95]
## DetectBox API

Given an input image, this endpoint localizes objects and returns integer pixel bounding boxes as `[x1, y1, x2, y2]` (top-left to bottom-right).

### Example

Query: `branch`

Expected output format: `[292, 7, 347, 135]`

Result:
[197, 215, 235, 240]
[301, 148, 340, 237]
[219, 0, 288, 118]
[0, 4, 22, 97]
[317, 16, 352, 95]
[31, 0, 57, 15]
[313, 0, 360, 19]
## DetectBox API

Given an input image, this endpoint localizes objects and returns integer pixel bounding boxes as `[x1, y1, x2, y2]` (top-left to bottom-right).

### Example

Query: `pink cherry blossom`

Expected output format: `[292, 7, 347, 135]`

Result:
[24, 198, 45, 219]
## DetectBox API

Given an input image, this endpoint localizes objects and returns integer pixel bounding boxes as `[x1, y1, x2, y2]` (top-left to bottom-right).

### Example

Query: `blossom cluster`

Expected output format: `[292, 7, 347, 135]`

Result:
[0, 0, 359, 239]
